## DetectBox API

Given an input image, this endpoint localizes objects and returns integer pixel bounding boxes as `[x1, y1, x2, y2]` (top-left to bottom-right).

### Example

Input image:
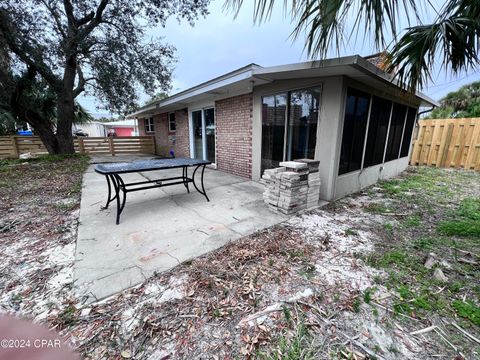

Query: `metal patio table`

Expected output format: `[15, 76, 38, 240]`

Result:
[95, 158, 211, 224]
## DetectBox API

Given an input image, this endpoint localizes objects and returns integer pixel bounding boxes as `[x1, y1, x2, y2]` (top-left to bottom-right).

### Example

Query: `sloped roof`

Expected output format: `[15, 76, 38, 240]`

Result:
[129, 55, 438, 118]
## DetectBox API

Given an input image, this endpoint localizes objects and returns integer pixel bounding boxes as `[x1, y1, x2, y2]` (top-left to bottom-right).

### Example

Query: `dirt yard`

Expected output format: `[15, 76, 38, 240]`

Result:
[0, 157, 479, 359]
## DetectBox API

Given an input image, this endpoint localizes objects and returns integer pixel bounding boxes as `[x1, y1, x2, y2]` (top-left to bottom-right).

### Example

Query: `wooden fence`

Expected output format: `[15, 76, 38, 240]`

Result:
[0, 135, 155, 158]
[410, 118, 480, 170]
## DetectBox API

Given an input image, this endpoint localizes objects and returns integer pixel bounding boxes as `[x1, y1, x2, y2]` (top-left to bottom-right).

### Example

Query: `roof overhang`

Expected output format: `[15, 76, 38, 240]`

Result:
[129, 55, 438, 118]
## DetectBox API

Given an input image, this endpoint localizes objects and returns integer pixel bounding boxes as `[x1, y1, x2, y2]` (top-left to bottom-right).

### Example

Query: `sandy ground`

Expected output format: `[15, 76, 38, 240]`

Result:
[1, 160, 479, 359]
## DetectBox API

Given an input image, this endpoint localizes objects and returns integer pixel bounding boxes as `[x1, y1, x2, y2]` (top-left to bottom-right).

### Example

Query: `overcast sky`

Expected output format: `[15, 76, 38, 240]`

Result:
[78, 1, 480, 118]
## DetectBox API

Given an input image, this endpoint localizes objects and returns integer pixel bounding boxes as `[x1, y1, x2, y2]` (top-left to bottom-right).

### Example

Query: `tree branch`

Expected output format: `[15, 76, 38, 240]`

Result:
[73, 64, 85, 97]
[40, 0, 67, 38]
[79, 0, 110, 38]
[62, 0, 76, 29]
[0, 10, 61, 89]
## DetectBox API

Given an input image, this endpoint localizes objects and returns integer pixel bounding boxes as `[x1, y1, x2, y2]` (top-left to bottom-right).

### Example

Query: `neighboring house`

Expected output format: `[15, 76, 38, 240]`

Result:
[73, 122, 107, 137]
[104, 120, 139, 136]
[73, 120, 139, 137]
[130, 55, 438, 201]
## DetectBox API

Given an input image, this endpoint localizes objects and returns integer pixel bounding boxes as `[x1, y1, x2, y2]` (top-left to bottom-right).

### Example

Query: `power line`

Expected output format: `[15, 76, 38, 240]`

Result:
[427, 72, 480, 95]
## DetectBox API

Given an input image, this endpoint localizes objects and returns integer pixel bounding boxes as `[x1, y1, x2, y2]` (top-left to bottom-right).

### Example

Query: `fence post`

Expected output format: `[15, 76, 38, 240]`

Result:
[11, 136, 19, 158]
[151, 135, 156, 155]
[78, 138, 85, 154]
[108, 137, 115, 156]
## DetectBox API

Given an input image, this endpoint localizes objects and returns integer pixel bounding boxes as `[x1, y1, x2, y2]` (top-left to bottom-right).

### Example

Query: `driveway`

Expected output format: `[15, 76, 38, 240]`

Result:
[74, 158, 287, 301]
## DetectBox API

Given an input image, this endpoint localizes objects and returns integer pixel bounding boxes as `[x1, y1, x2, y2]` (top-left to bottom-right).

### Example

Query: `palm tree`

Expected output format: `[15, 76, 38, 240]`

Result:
[224, 0, 480, 91]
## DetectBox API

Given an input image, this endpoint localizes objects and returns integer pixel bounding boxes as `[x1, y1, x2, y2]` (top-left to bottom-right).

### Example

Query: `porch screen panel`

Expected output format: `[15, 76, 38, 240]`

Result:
[363, 96, 392, 167]
[338, 88, 370, 175]
[400, 107, 417, 158]
[385, 103, 407, 161]
[287, 88, 321, 160]
[261, 94, 287, 174]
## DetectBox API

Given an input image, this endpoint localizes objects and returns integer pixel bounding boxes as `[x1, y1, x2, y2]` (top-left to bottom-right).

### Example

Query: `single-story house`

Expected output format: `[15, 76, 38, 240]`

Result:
[73, 120, 139, 137]
[104, 120, 139, 137]
[130, 54, 438, 201]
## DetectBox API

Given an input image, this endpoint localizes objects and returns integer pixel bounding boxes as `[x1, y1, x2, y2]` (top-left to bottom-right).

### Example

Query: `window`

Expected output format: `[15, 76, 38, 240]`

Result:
[261, 87, 321, 174]
[400, 107, 417, 157]
[168, 112, 176, 132]
[145, 117, 154, 133]
[287, 88, 321, 160]
[363, 96, 392, 168]
[261, 94, 287, 172]
[338, 88, 370, 175]
[385, 103, 407, 161]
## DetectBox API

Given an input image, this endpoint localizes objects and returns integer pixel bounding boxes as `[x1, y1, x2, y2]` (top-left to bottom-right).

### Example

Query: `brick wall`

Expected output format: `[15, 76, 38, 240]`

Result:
[215, 93, 253, 179]
[153, 113, 169, 156]
[173, 109, 190, 158]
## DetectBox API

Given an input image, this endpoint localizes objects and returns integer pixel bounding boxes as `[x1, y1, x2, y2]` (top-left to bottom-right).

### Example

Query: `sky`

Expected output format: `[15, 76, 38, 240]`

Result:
[78, 1, 480, 118]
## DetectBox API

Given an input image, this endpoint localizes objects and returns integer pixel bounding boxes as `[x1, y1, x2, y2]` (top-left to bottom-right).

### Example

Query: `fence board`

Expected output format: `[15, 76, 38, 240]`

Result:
[0, 135, 155, 158]
[410, 118, 480, 170]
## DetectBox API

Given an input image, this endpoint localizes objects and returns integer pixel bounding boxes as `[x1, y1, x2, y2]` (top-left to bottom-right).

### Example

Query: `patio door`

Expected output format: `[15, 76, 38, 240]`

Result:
[191, 108, 216, 163]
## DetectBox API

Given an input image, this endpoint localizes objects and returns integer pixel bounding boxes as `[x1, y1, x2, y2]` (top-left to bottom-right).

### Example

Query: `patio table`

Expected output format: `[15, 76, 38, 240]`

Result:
[95, 158, 211, 224]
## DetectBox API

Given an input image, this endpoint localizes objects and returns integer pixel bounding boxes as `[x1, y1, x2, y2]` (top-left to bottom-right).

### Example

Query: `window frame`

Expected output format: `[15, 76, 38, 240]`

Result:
[338, 88, 371, 175]
[145, 117, 155, 133]
[399, 107, 417, 158]
[168, 112, 176, 132]
[337, 85, 419, 177]
[260, 86, 322, 174]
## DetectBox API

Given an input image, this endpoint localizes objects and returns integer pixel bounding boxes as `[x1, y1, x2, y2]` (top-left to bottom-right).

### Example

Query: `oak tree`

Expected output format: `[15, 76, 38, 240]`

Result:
[0, 0, 209, 153]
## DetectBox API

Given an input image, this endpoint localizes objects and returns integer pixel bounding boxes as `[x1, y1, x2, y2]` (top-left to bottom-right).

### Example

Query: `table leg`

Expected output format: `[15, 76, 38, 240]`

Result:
[192, 164, 209, 202]
[102, 174, 118, 209]
[113, 174, 127, 225]
[182, 166, 190, 193]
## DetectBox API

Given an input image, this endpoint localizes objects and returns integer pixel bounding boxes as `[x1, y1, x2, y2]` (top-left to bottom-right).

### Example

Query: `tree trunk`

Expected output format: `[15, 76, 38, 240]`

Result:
[55, 56, 77, 154]
[10, 85, 59, 154]
[28, 113, 59, 154]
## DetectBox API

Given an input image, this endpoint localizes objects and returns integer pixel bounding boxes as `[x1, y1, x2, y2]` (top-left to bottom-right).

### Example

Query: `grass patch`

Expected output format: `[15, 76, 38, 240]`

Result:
[345, 228, 358, 236]
[55, 202, 78, 211]
[299, 263, 316, 280]
[402, 213, 422, 228]
[439, 198, 480, 237]
[0, 153, 87, 170]
[363, 288, 373, 304]
[452, 300, 480, 326]
[258, 323, 316, 360]
[364, 202, 393, 214]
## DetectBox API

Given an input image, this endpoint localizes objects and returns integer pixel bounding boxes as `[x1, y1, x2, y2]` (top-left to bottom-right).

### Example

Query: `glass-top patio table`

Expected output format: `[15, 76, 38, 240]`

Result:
[95, 158, 211, 224]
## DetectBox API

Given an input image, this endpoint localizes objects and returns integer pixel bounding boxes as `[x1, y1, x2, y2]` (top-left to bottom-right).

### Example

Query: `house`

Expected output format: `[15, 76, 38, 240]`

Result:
[103, 119, 139, 137]
[73, 119, 139, 137]
[129, 55, 438, 202]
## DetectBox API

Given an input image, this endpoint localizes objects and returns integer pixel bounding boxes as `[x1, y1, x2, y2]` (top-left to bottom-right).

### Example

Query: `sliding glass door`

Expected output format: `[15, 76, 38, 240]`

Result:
[261, 87, 321, 174]
[191, 108, 216, 163]
[204, 108, 215, 163]
[192, 110, 203, 160]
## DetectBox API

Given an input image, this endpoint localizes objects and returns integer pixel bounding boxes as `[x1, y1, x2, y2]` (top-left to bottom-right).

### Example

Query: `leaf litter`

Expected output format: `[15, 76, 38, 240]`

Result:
[0, 160, 478, 359]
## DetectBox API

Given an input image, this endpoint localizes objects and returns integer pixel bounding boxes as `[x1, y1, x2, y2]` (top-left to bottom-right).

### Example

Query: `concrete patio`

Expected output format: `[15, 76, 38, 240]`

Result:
[74, 157, 287, 301]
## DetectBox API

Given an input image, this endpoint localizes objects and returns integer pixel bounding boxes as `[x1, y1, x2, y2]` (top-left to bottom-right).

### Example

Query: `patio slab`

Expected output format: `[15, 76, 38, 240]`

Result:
[74, 160, 287, 302]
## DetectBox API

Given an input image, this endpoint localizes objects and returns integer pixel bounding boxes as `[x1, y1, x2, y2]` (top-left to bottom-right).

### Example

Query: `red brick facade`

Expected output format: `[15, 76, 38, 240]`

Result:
[138, 111, 189, 157]
[173, 109, 190, 158]
[215, 93, 253, 179]
[138, 94, 252, 178]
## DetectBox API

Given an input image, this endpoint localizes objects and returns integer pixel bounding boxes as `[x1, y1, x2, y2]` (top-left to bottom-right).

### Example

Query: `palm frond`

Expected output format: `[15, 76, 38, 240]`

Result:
[387, 0, 480, 90]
